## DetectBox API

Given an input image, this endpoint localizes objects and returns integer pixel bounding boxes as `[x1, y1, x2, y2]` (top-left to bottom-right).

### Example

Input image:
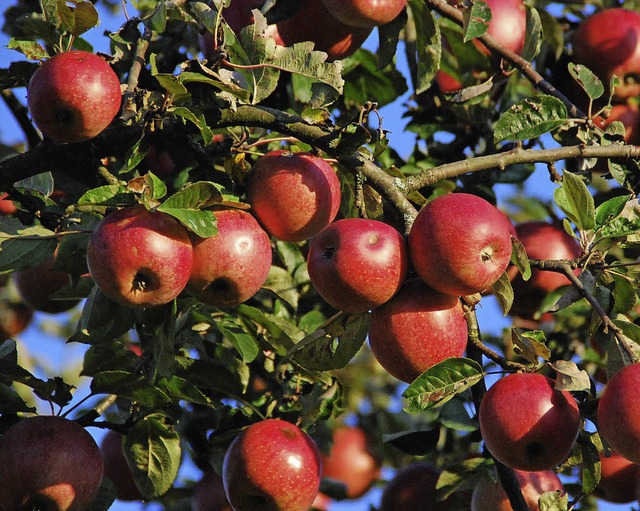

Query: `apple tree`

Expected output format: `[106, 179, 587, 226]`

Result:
[1, 0, 640, 510]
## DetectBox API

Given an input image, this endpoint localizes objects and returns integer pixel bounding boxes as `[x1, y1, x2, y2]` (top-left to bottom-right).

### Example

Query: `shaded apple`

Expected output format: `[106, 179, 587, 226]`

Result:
[598, 362, 640, 464]
[471, 469, 563, 511]
[14, 255, 80, 314]
[27, 50, 122, 144]
[86, 205, 193, 308]
[379, 463, 450, 511]
[246, 150, 341, 242]
[264, 0, 372, 61]
[321, 425, 382, 499]
[320, 0, 407, 29]
[222, 418, 322, 511]
[593, 450, 639, 503]
[99, 430, 141, 501]
[0, 415, 103, 511]
[0, 300, 33, 340]
[408, 193, 513, 296]
[368, 278, 468, 383]
[593, 103, 640, 145]
[307, 218, 409, 313]
[0, 192, 17, 215]
[192, 471, 233, 511]
[479, 373, 581, 471]
[573, 8, 640, 100]
[188, 208, 272, 308]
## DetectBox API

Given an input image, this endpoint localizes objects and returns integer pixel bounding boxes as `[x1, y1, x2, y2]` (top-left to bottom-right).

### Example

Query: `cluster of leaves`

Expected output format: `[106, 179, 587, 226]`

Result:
[1, 0, 640, 510]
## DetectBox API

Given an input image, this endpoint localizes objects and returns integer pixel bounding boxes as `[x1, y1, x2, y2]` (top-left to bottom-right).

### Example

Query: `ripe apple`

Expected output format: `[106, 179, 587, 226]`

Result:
[86, 205, 193, 308]
[246, 150, 341, 242]
[192, 471, 233, 511]
[509, 221, 581, 318]
[379, 463, 447, 510]
[368, 278, 468, 383]
[408, 193, 513, 297]
[0, 300, 33, 341]
[598, 362, 640, 464]
[593, 102, 640, 145]
[471, 469, 563, 511]
[27, 50, 122, 144]
[264, 0, 372, 61]
[320, 0, 407, 29]
[0, 415, 103, 511]
[307, 218, 409, 313]
[593, 451, 639, 503]
[188, 208, 273, 308]
[222, 418, 322, 511]
[144, 147, 177, 178]
[14, 255, 80, 313]
[479, 372, 581, 471]
[100, 430, 141, 501]
[321, 425, 382, 499]
[0, 192, 17, 215]
[573, 8, 640, 100]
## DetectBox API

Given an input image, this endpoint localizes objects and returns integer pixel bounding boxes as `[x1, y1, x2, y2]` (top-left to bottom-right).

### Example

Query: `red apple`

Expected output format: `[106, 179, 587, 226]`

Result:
[0, 301, 33, 340]
[320, 0, 407, 29]
[379, 463, 447, 511]
[368, 278, 468, 383]
[0, 193, 17, 215]
[321, 425, 382, 499]
[246, 150, 341, 242]
[593, 103, 640, 145]
[435, 69, 463, 93]
[100, 430, 142, 501]
[0, 415, 103, 511]
[573, 8, 640, 100]
[471, 469, 563, 511]
[598, 362, 640, 464]
[307, 218, 409, 313]
[264, 0, 372, 61]
[145, 147, 178, 178]
[223, 0, 266, 32]
[188, 208, 272, 308]
[509, 221, 581, 318]
[27, 50, 122, 144]
[86, 205, 193, 308]
[222, 418, 322, 511]
[14, 255, 80, 313]
[593, 451, 639, 503]
[192, 471, 233, 511]
[479, 373, 581, 471]
[408, 193, 513, 297]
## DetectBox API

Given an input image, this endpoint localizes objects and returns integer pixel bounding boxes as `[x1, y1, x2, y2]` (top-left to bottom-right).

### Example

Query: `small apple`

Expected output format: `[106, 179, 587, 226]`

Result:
[593, 451, 639, 503]
[368, 278, 468, 383]
[246, 150, 341, 242]
[379, 463, 447, 511]
[321, 425, 382, 499]
[264, 0, 372, 61]
[144, 147, 177, 178]
[408, 193, 513, 297]
[471, 469, 563, 511]
[573, 8, 640, 100]
[100, 430, 141, 501]
[192, 471, 233, 511]
[319, 0, 407, 29]
[27, 50, 122, 144]
[307, 218, 409, 313]
[0, 415, 103, 511]
[0, 300, 33, 341]
[86, 205, 193, 308]
[0, 193, 17, 215]
[222, 418, 322, 511]
[188, 208, 273, 308]
[598, 362, 640, 464]
[14, 256, 80, 314]
[479, 373, 581, 471]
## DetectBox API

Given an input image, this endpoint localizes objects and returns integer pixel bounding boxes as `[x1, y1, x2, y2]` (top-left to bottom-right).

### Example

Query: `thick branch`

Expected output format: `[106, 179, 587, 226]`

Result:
[402, 143, 640, 193]
[121, 27, 153, 121]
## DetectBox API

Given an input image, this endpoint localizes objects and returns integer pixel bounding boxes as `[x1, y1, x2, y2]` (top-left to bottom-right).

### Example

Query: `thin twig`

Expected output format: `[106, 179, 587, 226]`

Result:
[120, 27, 153, 121]
[1, 89, 41, 149]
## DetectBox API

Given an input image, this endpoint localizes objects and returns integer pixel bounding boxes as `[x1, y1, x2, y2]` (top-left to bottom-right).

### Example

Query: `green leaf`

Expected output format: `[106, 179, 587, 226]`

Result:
[511, 329, 551, 363]
[538, 491, 569, 511]
[149, 0, 167, 34]
[408, 0, 440, 94]
[123, 414, 181, 499]
[58, 0, 99, 37]
[7, 39, 49, 60]
[71, 287, 137, 344]
[490, 271, 513, 316]
[262, 266, 299, 309]
[77, 184, 133, 208]
[596, 198, 640, 240]
[568, 62, 604, 100]
[217, 321, 260, 363]
[521, 6, 543, 62]
[611, 272, 638, 315]
[550, 360, 591, 393]
[579, 432, 602, 495]
[0, 218, 57, 274]
[377, 8, 407, 69]
[171, 106, 215, 145]
[157, 182, 222, 237]
[462, 0, 491, 42]
[90, 371, 172, 407]
[299, 380, 342, 428]
[494, 95, 568, 142]
[289, 313, 369, 372]
[553, 171, 595, 231]
[510, 236, 531, 281]
[81, 343, 141, 377]
[157, 376, 213, 406]
[0, 382, 34, 413]
[595, 194, 632, 229]
[436, 457, 495, 500]
[402, 358, 484, 412]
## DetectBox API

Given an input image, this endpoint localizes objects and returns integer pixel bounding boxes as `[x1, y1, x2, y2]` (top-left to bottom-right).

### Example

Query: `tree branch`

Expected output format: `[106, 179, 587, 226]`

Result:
[1, 89, 41, 149]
